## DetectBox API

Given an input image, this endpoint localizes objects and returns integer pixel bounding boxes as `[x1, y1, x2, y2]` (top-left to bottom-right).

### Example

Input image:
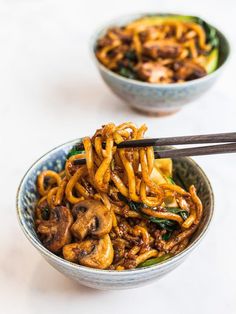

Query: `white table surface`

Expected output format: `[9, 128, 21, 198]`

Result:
[1, 0, 236, 313]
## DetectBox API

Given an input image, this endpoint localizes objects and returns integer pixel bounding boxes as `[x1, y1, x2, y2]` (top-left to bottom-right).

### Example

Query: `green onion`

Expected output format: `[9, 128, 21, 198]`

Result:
[138, 253, 173, 268]
[167, 176, 175, 184]
[67, 146, 84, 158]
[166, 207, 183, 213]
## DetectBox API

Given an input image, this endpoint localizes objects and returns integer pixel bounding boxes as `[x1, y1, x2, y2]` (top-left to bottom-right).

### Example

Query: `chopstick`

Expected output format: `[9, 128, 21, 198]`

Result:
[73, 142, 236, 165]
[117, 132, 236, 148]
[154, 143, 236, 159]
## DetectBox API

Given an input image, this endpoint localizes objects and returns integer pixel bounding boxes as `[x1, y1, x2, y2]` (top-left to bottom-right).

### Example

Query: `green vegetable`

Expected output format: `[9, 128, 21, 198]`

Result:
[205, 48, 219, 73]
[162, 231, 172, 241]
[138, 253, 173, 268]
[41, 207, 50, 220]
[147, 216, 177, 231]
[167, 176, 175, 184]
[192, 17, 219, 73]
[194, 17, 219, 48]
[118, 194, 189, 231]
[165, 207, 181, 213]
[180, 211, 188, 220]
[67, 146, 84, 158]
[118, 194, 178, 231]
[118, 67, 136, 79]
[138, 14, 195, 24]
[173, 173, 188, 191]
[166, 207, 189, 220]
[124, 50, 137, 62]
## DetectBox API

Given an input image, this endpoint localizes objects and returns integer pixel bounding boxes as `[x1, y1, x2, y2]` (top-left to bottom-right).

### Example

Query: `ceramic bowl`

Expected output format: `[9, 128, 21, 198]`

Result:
[91, 13, 230, 116]
[16, 139, 214, 290]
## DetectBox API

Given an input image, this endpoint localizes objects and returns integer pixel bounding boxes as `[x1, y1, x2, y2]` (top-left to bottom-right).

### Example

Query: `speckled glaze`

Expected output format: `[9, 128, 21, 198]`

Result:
[16, 139, 214, 290]
[91, 13, 230, 115]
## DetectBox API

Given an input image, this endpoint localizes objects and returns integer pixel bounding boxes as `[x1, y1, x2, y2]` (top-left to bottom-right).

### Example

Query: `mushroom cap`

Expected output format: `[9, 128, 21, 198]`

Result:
[143, 39, 182, 59]
[37, 206, 73, 253]
[175, 59, 206, 81]
[71, 200, 112, 240]
[63, 234, 114, 269]
[138, 62, 173, 83]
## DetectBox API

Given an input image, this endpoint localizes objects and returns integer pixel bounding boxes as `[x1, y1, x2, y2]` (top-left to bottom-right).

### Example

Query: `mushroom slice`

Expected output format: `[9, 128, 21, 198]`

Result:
[63, 234, 114, 269]
[143, 40, 182, 59]
[71, 200, 112, 240]
[37, 206, 73, 253]
[174, 60, 206, 81]
[137, 62, 173, 83]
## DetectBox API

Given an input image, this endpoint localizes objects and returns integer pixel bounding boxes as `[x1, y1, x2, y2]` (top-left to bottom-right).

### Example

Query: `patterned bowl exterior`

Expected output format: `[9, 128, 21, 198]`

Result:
[16, 139, 214, 290]
[91, 13, 230, 114]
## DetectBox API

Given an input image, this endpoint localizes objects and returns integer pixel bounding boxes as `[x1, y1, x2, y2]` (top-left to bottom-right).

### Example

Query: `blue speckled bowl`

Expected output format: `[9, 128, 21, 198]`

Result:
[16, 139, 214, 290]
[91, 13, 230, 116]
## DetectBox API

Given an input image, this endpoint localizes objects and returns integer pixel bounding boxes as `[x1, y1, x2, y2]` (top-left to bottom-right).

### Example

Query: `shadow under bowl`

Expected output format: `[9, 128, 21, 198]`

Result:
[16, 139, 214, 290]
[91, 13, 230, 116]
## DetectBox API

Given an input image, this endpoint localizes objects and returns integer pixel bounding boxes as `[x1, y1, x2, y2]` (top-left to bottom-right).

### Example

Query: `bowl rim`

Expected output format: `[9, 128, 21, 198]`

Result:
[16, 138, 214, 276]
[90, 12, 231, 88]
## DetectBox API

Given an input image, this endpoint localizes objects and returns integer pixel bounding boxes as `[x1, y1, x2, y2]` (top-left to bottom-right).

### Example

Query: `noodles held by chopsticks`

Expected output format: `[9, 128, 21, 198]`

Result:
[35, 122, 203, 270]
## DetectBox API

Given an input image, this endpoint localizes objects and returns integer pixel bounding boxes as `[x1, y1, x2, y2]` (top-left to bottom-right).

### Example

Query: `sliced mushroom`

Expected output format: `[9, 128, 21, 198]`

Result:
[71, 200, 112, 240]
[143, 40, 182, 59]
[63, 234, 114, 269]
[139, 26, 161, 43]
[174, 60, 206, 81]
[109, 27, 132, 44]
[37, 206, 73, 253]
[137, 62, 173, 83]
[35, 197, 50, 222]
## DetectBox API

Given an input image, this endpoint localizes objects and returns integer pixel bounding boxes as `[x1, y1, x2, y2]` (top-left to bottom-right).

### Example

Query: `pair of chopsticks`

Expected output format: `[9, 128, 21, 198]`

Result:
[73, 132, 236, 165]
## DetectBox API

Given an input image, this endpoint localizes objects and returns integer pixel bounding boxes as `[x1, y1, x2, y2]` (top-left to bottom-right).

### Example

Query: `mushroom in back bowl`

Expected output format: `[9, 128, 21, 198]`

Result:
[17, 122, 214, 289]
[92, 14, 230, 116]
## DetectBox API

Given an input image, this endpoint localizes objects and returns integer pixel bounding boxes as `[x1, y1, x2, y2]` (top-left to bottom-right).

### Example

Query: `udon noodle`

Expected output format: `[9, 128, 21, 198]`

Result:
[35, 122, 203, 270]
[96, 15, 219, 83]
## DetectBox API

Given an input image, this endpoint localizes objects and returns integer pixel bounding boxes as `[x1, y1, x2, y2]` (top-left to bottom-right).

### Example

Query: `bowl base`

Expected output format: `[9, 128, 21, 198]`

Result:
[131, 107, 181, 117]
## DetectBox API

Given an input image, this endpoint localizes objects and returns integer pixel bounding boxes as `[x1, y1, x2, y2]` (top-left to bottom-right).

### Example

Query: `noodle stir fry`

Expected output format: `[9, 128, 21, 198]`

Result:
[35, 122, 203, 270]
[96, 15, 219, 83]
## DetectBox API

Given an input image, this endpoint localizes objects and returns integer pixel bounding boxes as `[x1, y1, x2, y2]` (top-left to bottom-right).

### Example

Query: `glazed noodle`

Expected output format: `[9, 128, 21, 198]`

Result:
[96, 15, 219, 83]
[35, 122, 203, 270]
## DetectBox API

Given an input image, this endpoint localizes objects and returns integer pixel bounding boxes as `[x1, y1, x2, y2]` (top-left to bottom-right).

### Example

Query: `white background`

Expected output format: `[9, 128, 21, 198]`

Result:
[0, 0, 236, 313]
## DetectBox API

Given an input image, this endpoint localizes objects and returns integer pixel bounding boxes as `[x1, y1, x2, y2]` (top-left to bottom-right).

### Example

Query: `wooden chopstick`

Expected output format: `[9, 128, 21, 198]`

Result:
[154, 143, 236, 159]
[73, 142, 236, 165]
[117, 132, 236, 148]
[76, 132, 236, 150]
